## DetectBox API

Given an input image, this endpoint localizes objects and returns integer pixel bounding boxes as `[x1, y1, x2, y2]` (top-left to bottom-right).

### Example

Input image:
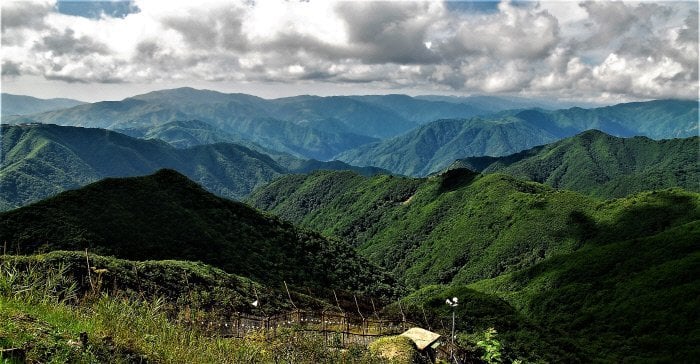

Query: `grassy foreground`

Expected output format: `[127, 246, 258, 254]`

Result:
[0, 257, 391, 363]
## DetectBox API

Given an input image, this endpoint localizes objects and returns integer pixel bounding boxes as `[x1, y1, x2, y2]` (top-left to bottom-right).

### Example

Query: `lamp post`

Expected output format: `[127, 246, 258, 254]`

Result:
[446, 297, 459, 363]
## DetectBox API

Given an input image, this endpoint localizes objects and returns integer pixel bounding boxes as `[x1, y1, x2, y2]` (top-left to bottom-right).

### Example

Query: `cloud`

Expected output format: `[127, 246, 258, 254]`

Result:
[33, 28, 111, 56]
[1, 0, 697, 101]
[1, 0, 53, 31]
[334, 1, 442, 64]
[446, 1, 560, 60]
[1, 61, 21, 76]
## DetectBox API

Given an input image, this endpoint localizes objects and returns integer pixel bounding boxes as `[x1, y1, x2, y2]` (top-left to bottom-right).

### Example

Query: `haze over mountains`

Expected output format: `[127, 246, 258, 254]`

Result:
[1, 93, 85, 117]
[337, 100, 699, 176]
[3, 88, 519, 160]
[1, 88, 626, 162]
[0, 123, 384, 210]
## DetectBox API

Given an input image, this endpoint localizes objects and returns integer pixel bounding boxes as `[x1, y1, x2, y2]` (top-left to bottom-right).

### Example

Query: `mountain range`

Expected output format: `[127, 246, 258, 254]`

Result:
[337, 99, 698, 175]
[248, 168, 699, 287]
[1, 93, 85, 117]
[0, 169, 397, 297]
[2, 88, 624, 162]
[0, 123, 389, 211]
[1, 88, 698, 362]
[2, 88, 523, 160]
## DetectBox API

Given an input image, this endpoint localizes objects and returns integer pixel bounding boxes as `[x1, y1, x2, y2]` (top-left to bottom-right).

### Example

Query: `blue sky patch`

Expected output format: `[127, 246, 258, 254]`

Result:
[56, 0, 140, 19]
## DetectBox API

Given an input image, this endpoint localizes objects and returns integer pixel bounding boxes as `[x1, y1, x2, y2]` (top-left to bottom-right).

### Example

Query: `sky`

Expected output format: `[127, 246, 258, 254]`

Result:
[1, 0, 698, 103]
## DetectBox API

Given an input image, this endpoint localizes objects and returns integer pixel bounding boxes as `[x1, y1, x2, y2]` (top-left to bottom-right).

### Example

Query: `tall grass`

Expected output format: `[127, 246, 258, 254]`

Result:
[0, 256, 388, 363]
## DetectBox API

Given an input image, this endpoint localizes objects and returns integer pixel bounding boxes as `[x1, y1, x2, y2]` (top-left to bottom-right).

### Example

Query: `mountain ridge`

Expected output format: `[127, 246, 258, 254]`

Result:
[0, 123, 388, 211]
[336, 99, 698, 176]
[0, 169, 398, 297]
[449, 129, 700, 198]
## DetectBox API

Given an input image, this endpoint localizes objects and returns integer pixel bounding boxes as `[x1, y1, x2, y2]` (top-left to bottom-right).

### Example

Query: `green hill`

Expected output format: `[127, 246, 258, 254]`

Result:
[337, 99, 699, 176]
[469, 220, 700, 362]
[0, 123, 286, 210]
[248, 169, 699, 288]
[1, 251, 319, 315]
[0, 169, 397, 297]
[248, 169, 700, 361]
[0, 123, 389, 210]
[451, 130, 700, 198]
[336, 117, 558, 176]
[115, 119, 245, 149]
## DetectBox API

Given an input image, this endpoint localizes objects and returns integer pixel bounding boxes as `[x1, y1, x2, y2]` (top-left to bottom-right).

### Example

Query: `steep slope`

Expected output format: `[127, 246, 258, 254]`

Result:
[1, 93, 85, 117]
[0, 123, 286, 209]
[248, 169, 700, 288]
[452, 130, 700, 198]
[337, 99, 698, 176]
[336, 117, 560, 176]
[0, 170, 397, 297]
[248, 169, 700, 361]
[469, 221, 700, 362]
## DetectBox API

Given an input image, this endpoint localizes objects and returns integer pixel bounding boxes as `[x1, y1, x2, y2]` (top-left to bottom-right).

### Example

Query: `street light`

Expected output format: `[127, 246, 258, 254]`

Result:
[446, 297, 458, 363]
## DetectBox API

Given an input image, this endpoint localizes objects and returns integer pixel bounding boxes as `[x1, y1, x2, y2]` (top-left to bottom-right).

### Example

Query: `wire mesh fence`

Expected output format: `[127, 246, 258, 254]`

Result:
[178, 309, 416, 348]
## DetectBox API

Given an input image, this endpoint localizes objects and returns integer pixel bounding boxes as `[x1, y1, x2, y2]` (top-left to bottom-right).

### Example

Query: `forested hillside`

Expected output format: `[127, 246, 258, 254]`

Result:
[249, 169, 700, 361]
[451, 130, 699, 198]
[249, 169, 699, 288]
[0, 123, 388, 210]
[0, 170, 397, 297]
[337, 99, 698, 175]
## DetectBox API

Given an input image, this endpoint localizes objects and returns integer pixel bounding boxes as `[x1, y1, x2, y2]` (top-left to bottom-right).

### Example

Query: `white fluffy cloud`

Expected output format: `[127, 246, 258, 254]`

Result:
[1, 0, 697, 102]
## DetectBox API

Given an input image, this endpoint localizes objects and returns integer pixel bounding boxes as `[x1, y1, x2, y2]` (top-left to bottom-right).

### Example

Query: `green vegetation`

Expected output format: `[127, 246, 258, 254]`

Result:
[0, 169, 398, 298]
[368, 335, 419, 363]
[0, 123, 286, 209]
[249, 170, 699, 289]
[0, 251, 321, 315]
[0, 257, 386, 363]
[337, 99, 698, 176]
[468, 221, 700, 362]
[382, 285, 580, 363]
[3, 91, 698, 362]
[249, 169, 700, 361]
[452, 130, 699, 198]
[0, 123, 387, 210]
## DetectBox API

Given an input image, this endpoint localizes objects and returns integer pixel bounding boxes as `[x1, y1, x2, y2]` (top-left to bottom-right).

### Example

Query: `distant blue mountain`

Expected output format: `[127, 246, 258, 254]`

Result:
[336, 99, 699, 176]
[2, 88, 571, 160]
[1, 93, 85, 117]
